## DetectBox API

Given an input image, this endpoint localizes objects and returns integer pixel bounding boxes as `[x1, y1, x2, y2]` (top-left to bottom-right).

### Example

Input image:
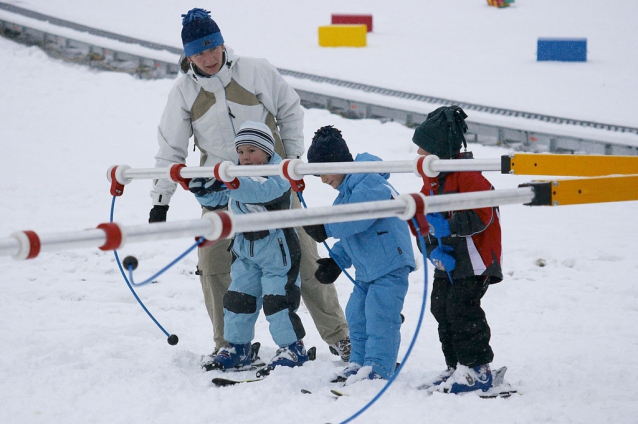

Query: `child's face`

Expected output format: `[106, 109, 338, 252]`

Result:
[237, 145, 270, 165]
[320, 174, 345, 190]
[417, 147, 431, 156]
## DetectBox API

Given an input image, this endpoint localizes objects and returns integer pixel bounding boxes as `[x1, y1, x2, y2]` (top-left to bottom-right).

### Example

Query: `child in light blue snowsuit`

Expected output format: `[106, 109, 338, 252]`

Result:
[304, 126, 416, 381]
[189, 121, 308, 371]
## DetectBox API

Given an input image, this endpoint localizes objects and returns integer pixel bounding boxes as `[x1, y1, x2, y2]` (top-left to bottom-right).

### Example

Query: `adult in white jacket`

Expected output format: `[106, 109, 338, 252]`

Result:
[149, 8, 349, 364]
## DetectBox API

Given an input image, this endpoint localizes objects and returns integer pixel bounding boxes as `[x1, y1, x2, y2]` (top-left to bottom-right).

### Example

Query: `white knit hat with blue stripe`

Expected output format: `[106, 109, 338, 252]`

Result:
[235, 121, 275, 157]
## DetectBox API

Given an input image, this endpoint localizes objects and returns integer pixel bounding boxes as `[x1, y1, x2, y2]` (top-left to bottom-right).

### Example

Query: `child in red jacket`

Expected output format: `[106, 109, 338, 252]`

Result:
[413, 106, 503, 394]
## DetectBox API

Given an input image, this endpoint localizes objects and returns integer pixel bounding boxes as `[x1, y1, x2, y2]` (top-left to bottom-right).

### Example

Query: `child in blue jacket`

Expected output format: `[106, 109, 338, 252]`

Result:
[189, 121, 308, 371]
[304, 126, 416, 382]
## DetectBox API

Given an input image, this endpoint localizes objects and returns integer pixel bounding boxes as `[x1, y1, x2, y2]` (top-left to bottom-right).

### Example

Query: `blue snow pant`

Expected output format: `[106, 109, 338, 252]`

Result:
[346, 266, 410, 380]
[223, 228, 305, 347]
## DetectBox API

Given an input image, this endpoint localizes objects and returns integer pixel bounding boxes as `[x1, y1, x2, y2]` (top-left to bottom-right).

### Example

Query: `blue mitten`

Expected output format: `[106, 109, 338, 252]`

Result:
[429, 245, 456, 272]
[188, 178, 226, 196]
[426, 213, 451, 238]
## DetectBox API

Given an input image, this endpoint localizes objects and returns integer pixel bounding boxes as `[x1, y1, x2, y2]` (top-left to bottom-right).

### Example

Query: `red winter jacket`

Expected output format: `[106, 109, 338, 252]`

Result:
[420, 152, 503, 283]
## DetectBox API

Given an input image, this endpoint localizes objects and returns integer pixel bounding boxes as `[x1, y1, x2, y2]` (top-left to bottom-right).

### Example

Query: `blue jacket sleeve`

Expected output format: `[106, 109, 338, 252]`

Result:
[326, 174, 393, 239]
[230, 175, 290, 204]
[194, 191, 229, 209]
[330, 240, 352, 270]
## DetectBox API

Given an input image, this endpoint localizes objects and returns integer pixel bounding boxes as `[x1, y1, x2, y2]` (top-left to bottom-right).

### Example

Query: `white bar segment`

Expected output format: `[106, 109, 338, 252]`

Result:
[429, 158, 502, 173]
[0, 237, 20, 257]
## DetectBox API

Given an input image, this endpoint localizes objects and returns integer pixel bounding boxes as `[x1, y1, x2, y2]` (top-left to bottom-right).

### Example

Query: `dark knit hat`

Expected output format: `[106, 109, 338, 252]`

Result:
[412, 105, 468, 159]
[235, 121, 275, 158]
[181, 9, 224, 57]
[307, 126, 353, 164]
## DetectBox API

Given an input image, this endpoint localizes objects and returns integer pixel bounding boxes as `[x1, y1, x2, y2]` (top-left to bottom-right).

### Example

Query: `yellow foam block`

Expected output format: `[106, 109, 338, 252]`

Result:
[318, 25, 367, 47]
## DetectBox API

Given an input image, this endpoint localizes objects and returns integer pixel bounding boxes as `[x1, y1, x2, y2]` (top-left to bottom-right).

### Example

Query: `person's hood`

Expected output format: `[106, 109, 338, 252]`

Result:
[354, 152, 389, 180]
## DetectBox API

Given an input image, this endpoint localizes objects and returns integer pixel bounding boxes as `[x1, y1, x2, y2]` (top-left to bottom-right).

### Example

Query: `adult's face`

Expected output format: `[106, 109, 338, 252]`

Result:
[188, 45, 224, 76]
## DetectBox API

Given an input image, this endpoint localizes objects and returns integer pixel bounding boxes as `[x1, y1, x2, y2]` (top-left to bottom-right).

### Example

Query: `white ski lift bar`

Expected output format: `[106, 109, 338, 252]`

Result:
[2, 187, 537, 260]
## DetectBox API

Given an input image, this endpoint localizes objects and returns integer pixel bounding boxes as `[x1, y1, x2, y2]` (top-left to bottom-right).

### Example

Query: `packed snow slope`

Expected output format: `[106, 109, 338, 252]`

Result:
[4, 0, 638, 128]
[1, 2, 638, 424]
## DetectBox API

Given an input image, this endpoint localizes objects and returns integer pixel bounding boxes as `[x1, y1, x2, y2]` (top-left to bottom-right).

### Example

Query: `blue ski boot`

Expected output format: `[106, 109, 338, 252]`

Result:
[267, 340, 309, 370]
[441, 364, 493, 394]
[209, 343, 252, 370]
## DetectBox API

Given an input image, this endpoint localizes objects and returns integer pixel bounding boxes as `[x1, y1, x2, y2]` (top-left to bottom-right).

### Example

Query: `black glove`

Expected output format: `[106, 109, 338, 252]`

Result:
[315, 257, 342, 284]
[149, 205, 169, 223]
[303, 224, 328, 243]
[188, 178, 226, 196]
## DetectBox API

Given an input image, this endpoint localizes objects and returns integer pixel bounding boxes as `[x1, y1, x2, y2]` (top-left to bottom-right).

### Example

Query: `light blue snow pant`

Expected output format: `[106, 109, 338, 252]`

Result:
[223, 228, 305, 347]
[346, 266, 410, 379]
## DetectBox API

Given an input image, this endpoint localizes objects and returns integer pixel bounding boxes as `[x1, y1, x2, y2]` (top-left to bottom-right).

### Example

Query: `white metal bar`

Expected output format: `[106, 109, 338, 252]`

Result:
[117, 157, 504, 183]
[430, 158, 502, 173]
[0, 237, 20, 257]
[1, 187, 535, 259]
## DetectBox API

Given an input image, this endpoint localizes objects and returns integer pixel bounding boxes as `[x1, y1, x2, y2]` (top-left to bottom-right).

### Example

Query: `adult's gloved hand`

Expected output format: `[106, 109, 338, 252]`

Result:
[315, 257, 342, 284]
[149, 205, 169, 223]
[426, 213, 451, 238]
[303, 224, 328, 243]
[429, 245, 456, 272]
[188, 178, 226, 196]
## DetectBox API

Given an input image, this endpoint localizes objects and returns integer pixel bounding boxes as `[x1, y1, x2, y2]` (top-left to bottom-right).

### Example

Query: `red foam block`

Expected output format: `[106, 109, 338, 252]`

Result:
[331, 14, 373, 32]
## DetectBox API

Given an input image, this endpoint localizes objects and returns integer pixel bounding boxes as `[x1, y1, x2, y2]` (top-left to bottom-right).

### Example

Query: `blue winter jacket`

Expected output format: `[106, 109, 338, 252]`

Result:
[325, 153, 416, 282]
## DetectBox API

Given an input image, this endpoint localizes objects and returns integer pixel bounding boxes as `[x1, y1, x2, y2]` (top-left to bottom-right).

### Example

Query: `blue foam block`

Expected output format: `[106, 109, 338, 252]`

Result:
[537, 38, 587, 62]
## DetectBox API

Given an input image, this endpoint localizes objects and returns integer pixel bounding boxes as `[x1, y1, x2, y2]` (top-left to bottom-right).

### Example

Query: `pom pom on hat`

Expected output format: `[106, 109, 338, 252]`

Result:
[181, 8, 224, 57]
[307, 126, 353, 164]
[235, 121, 275, 158]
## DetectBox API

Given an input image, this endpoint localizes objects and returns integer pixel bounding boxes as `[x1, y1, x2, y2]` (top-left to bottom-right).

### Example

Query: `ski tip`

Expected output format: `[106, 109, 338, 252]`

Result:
[211, 377, 239, 387]
[330, 389, 346, 397]
[301, 389, 312, 395]
[307, 346, 317, 361]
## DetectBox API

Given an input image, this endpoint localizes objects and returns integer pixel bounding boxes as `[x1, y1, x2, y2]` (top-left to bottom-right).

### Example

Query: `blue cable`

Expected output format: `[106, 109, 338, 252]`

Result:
[125, 239, 204, 287]
[109, 195, 199, 345]
[297, 193, 364, 292]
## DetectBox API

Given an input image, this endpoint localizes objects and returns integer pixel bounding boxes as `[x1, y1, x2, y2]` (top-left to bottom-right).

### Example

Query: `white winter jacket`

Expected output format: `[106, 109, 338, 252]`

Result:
[151, 47, 304, 206]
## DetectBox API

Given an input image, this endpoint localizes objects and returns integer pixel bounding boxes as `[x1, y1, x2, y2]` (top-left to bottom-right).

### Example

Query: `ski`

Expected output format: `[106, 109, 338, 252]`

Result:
[479, 389, 518, 399]
[212, 376, 266, 387]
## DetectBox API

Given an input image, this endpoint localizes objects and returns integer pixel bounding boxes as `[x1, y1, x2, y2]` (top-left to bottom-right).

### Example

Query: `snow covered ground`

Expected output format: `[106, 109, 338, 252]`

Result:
[1, 1, 638, 423]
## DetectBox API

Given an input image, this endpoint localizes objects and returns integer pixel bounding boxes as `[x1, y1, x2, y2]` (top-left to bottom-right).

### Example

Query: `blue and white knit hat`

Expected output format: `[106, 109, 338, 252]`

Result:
[181, 8, 224, 57]
[235, 121, 275, 157]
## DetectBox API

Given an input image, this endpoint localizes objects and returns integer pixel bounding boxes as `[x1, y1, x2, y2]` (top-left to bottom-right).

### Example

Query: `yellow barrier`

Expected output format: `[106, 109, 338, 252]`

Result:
[318, 25, 367, 47]
[508, 153, 638, 177]
[549, 175, 638, 206]
[521, 174, 638, 206]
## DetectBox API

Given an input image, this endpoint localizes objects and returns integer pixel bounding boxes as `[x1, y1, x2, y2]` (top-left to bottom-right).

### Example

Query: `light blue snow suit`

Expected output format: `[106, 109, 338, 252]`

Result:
[195, 153, 304, 347]
[325, 153, 416, 379]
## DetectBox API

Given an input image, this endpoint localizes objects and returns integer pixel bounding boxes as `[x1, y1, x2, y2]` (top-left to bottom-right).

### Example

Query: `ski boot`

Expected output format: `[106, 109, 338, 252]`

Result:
[206, 343, 252, 371]
[438, 364, 492, 394]
[328, 338, 351, 362]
